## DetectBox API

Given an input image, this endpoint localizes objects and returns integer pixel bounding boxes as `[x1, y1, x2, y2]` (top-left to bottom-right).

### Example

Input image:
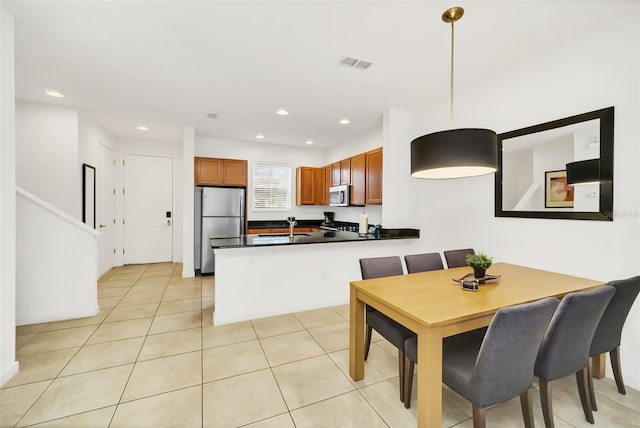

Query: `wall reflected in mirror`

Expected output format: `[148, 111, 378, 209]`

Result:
[495, 107, 613, 221]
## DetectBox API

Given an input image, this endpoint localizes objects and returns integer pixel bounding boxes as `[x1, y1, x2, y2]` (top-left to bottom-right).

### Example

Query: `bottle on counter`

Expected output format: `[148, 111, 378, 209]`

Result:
[358, 211, 368, 235]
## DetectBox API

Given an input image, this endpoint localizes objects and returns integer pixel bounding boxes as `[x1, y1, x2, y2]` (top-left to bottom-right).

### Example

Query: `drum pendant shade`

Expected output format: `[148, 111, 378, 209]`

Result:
[411, 129, 497, 179]
[410, 7, 498, 180]
[566, 159, 600, 185]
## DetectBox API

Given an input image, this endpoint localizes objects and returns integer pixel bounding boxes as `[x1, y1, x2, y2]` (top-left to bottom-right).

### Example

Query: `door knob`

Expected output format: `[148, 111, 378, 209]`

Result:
[166, 220, 171, 226]
[99, 224, 107, 228]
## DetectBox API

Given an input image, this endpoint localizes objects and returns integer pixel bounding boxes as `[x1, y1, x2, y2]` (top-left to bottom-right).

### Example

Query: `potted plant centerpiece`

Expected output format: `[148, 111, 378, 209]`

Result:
[465, 252, 493, 279]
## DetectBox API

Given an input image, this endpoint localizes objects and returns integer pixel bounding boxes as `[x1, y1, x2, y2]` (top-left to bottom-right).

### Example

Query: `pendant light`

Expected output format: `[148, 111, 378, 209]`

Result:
[411, 7, 498, 179]
[566, 159, 600, 185]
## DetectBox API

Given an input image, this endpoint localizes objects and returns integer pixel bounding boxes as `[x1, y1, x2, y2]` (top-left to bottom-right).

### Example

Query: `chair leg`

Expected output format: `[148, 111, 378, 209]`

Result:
[576, 368, 595, 424]
[520, 389, 534, 428]
[610, 347, 626, 395]
[587, 358, 598, 411]
[404, 356, 415, 409]
[539, 378, 555, 428]
[398, 350, 405, 403]
[472, 405, 487, 428]
[364, 324, 373, 361]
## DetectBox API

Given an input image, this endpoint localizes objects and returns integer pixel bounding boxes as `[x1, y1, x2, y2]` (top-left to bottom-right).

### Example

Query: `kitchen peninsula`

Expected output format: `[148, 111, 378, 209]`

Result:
[211, 227, 420, 325]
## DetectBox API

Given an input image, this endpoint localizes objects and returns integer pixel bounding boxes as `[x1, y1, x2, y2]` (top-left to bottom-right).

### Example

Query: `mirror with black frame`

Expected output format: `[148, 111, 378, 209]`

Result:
[495, 107, 614, 221]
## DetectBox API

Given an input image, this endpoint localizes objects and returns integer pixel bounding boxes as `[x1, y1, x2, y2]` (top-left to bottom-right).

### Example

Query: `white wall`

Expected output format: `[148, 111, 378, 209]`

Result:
[404, 11, 640, 387]
[0, 5, 18, 387]
[16, 188, 99, 325]
[16, 100, 81, 219]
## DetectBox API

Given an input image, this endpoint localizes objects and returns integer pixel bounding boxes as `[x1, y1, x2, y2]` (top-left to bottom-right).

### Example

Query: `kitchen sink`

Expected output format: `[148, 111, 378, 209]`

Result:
[257, 233, 312, 237]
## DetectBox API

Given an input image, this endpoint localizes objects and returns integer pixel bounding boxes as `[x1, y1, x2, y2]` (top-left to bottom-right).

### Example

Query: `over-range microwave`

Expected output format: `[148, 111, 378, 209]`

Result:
[329, 185, 350, 207]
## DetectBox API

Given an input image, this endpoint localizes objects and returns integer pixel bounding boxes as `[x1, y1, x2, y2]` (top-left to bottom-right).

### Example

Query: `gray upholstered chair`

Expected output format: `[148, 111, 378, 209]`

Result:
[359, 256, 416, 403]
[404, 252, 444, 274]
[588, 275, 640, 410]
[404, 297, 558, 424]
[443, 248, 475, 268]
[534, 286, 615, 427]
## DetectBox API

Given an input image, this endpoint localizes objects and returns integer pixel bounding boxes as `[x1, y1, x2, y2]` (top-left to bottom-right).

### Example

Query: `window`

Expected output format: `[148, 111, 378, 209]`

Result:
[252, 163, 291, 211]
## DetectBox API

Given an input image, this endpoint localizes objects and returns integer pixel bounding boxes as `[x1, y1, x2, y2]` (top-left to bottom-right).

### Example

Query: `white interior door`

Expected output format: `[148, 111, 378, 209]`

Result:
[123, 154, 173, 264]
[97, 143, 116, 276]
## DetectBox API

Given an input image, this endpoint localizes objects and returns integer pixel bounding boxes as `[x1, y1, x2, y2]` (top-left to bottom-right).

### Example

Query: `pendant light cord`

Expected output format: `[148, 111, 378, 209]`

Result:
[449, 20, 455, 129]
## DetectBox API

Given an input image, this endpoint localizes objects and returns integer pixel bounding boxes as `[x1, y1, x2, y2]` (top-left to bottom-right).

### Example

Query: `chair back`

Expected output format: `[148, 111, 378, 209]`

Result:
[535, 286, 615, 381]
[468, 297, 559, 407]
[590, 275, 640, 356]
[359, 256, 404, 280]
[404, 253, 444, 274]
[443, 248, 475, 269]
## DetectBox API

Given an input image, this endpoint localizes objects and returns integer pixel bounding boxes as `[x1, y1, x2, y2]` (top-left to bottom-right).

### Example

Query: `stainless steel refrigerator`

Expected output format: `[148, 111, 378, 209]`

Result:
[199, 187, 245, 274]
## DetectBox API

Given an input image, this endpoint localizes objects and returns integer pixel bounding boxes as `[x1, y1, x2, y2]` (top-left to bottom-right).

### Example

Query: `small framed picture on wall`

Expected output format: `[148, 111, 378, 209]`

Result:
[545, 170, 574, 208]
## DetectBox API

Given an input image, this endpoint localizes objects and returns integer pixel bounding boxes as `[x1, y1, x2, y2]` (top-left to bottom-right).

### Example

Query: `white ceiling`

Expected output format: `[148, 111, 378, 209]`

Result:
[4, 0, 629, 148]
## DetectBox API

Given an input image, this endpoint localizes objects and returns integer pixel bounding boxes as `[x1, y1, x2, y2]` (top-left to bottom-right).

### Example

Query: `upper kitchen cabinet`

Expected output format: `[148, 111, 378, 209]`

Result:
[195, 157, 247, 186]
[297, 166, 328, 205]
[350, 153, 366, 206]
[296, 167, 315, 205]
[365, 148, 383, 204]
[340, 158, 351, 185]
[331, 162, 341, 186]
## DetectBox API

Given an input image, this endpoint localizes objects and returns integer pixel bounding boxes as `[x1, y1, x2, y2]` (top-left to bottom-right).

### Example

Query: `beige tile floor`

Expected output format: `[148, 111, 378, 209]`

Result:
[2, 262, 639, 427]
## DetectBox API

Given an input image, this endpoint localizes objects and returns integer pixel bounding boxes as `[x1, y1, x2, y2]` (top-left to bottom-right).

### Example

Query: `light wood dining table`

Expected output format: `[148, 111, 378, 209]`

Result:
[349, 262, 604, 428]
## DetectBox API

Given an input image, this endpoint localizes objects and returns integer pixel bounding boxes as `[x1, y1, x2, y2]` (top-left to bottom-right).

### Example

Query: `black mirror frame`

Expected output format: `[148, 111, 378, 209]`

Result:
[495, 106, 614, 221]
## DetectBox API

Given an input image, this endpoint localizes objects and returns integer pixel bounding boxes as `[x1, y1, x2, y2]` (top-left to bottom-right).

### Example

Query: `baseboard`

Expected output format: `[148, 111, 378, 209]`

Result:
[182, 267, 195, 278]
[1, 361, 20, 387]
[16, 304, 100, 326]
[623, 371, 640, 391]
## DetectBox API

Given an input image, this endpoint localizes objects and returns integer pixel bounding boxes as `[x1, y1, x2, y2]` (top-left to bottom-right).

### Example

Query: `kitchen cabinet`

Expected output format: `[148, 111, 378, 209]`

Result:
[195, 157, 247, 186]
[350, 153, 366, 205]
[325, 165, 332, 198]
[331, 162, 341, 186]
[366, 148, 383, 204]
[296, 167, 316, 205]
[297, 166, 329, 205]
[314, 167, 327, 205]
[248, 227, 313, 234]
[340, 158, 351, 184]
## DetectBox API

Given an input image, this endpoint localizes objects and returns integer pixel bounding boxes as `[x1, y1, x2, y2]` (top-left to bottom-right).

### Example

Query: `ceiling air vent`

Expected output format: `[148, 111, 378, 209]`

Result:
[205, 112, 218, 119]
[338, 55, 373, 70]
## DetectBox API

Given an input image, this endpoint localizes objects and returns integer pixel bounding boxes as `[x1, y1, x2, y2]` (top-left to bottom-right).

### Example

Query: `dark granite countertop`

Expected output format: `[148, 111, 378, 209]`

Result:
[210, 229, 419, 248]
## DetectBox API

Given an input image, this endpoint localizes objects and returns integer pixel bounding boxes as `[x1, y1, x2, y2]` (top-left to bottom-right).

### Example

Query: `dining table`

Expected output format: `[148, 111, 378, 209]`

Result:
[349, 262, 604, 428]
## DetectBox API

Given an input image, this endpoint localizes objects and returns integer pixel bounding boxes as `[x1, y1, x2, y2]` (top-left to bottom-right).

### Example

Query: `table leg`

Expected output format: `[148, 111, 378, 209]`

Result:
[349, 287, 365, 380]
[591, 353, 606, 379]
[417, 325, 443, 428]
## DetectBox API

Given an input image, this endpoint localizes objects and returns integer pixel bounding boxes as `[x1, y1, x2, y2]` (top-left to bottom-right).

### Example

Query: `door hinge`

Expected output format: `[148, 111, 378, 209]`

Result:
[122, 159, 125, 166]
[123, 219, 125, 225]
[113, 160, 115, 165]
[113, 249, 116, 254]
[122, 188, 125, 195]
[113, 219, 116, 224]
[123, 249, 125, 254]
[113, 188, 115, 195]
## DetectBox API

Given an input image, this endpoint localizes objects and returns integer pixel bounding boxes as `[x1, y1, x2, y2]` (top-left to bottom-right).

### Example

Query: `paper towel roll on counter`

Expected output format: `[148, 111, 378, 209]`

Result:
[358, 212, 368, 234]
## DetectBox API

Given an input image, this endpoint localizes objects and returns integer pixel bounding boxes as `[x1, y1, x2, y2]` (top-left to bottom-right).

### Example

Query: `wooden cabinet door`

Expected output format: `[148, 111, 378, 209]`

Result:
[340, 158, 351, 184]
[195, 157, 222, 185]
[350, 153, 366, 205]
[313, 167, 326, 205]
[296, 167, 315, 205]
[324, 165, 332, 204]
[331, 162, 341, 187]
[366, 148, 383, 204]
[223, 159, 247, 185]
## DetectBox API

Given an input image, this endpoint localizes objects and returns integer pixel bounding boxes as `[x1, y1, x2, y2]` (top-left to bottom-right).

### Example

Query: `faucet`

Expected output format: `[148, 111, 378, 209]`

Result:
[287, 216, 297, 238]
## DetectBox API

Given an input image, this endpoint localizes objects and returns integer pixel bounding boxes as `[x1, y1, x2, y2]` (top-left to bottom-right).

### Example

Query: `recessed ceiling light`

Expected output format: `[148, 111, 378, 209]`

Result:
[45, 90, 64, 98]
[256, 134, 265, 139]
[339, 118, 351, 125]
[276, 109, 289, 116]
[136, 125, 149, 131]
[305, 140, 314, 145]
